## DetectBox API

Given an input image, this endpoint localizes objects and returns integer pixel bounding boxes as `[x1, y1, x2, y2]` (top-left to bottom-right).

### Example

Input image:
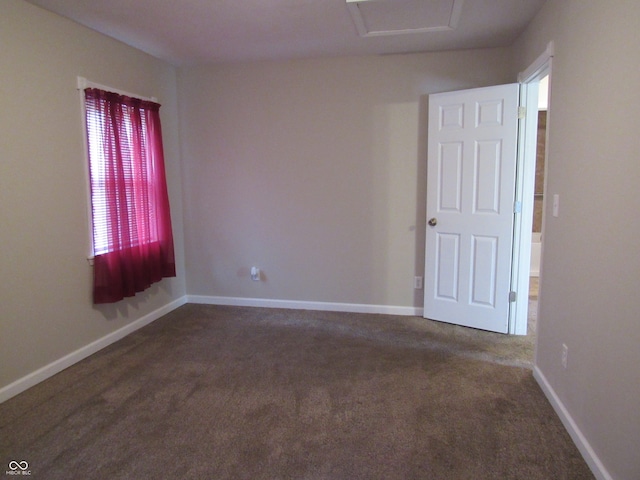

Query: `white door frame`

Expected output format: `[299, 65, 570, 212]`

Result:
[509, 42, 554, 335]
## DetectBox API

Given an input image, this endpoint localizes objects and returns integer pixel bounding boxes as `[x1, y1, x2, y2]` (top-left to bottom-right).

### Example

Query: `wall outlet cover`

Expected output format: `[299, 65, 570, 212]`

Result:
[250, 267, 260, 281]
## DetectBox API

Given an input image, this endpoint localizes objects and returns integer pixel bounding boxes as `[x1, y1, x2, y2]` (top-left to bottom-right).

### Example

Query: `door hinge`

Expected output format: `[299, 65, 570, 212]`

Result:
[509, 291, 517, 302]
[518, 106, 526, 119]
[514, 201, 522, 213]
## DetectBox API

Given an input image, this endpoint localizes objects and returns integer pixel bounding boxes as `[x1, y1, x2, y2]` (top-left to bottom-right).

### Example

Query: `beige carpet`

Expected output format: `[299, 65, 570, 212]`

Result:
[0, 304, 592, 479]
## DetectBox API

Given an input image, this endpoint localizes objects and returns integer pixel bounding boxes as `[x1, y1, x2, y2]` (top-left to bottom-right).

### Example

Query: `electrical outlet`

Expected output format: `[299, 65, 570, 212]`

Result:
[561, 343, 568, 369]
[250, 266, 260, 281]
[414, 276, 423, 289]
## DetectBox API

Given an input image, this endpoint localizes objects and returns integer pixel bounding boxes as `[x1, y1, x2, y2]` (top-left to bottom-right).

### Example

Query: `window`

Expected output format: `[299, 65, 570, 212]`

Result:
[83, 86, 175, 304]
[85, 93, 156, 255]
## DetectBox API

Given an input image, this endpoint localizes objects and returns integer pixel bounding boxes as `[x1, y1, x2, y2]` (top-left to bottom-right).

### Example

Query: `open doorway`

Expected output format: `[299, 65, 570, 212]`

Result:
[509, 42, 553, 336]
[528, 74, 549, 337]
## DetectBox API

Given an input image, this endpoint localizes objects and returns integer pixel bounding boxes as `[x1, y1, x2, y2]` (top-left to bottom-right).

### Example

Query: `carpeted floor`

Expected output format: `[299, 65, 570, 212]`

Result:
[0, 304, 593, 479]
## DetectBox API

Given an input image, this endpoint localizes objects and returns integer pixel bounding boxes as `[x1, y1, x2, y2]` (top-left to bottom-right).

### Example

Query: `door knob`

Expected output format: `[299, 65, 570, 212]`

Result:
[428, 217, 438, 227]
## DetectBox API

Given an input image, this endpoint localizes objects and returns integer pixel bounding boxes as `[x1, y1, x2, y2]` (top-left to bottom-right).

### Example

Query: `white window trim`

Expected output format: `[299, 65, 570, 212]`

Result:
[76, 77, 157, 263]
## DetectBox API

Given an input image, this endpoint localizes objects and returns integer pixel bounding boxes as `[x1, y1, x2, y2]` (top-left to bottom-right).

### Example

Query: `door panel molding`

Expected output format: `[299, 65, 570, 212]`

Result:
[424, 83, 519, 333]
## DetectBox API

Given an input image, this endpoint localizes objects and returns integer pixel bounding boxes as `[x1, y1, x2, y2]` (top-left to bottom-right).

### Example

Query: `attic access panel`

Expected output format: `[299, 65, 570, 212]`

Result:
[346, 0, 464, 37]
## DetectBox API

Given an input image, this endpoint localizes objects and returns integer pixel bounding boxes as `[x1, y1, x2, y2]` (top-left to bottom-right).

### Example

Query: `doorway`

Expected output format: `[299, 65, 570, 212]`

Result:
[509, 42, 553, 336]
[527, 74, 549, 339]
[421, 44, 553, 338]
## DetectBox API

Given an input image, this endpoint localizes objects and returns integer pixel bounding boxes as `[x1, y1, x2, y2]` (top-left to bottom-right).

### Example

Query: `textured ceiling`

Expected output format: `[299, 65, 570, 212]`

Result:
[25, 0, 547, 66]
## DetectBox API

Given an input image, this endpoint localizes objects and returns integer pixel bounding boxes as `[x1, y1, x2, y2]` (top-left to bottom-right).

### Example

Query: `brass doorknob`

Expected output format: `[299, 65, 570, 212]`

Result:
[428, 217, 438, 226]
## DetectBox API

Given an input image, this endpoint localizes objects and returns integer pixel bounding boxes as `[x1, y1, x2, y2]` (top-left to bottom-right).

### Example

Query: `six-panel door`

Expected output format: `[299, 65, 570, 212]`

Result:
[424, 84, 519, 333]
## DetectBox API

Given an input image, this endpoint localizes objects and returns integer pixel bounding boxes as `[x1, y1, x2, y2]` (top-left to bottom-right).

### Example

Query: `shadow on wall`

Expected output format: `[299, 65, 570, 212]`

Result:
[414, 95, 429, 308]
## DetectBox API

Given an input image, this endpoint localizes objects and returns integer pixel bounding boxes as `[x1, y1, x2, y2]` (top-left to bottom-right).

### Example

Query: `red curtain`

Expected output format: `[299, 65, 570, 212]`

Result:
[85, 88, 175, 304]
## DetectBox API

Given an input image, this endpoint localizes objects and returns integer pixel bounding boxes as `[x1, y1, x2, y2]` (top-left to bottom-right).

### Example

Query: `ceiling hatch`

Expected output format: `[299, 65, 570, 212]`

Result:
[346, 0, 464, 37]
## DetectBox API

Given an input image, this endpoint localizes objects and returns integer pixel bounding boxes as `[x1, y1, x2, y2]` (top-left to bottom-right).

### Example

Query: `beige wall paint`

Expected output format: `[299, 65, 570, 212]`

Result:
[513, 1, 640, 478]
[8, 0, 638, 475]
[0, 0, 185, 390]
[178, 51, 513, 308]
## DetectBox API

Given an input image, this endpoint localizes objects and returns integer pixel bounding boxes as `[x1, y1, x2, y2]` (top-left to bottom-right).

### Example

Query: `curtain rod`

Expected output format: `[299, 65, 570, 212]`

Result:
[76, 76, 158, 103]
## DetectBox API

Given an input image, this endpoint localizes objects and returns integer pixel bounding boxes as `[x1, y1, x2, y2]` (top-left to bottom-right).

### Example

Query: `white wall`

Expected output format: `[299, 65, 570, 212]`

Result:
[178, 51, 513, 310]
[513, 1, 640, 478]
[0, 0, 186, 394]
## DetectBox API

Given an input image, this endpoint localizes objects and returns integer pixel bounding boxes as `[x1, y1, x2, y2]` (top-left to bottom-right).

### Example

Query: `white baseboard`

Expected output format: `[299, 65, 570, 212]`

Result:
[0, 296, 188, 404]
[533, 366, 612, 480]
[187, 295, 423, 317]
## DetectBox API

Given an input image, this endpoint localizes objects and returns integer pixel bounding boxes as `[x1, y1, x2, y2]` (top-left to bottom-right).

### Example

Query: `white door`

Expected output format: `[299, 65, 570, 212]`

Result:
[423, 84, 519, 333]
